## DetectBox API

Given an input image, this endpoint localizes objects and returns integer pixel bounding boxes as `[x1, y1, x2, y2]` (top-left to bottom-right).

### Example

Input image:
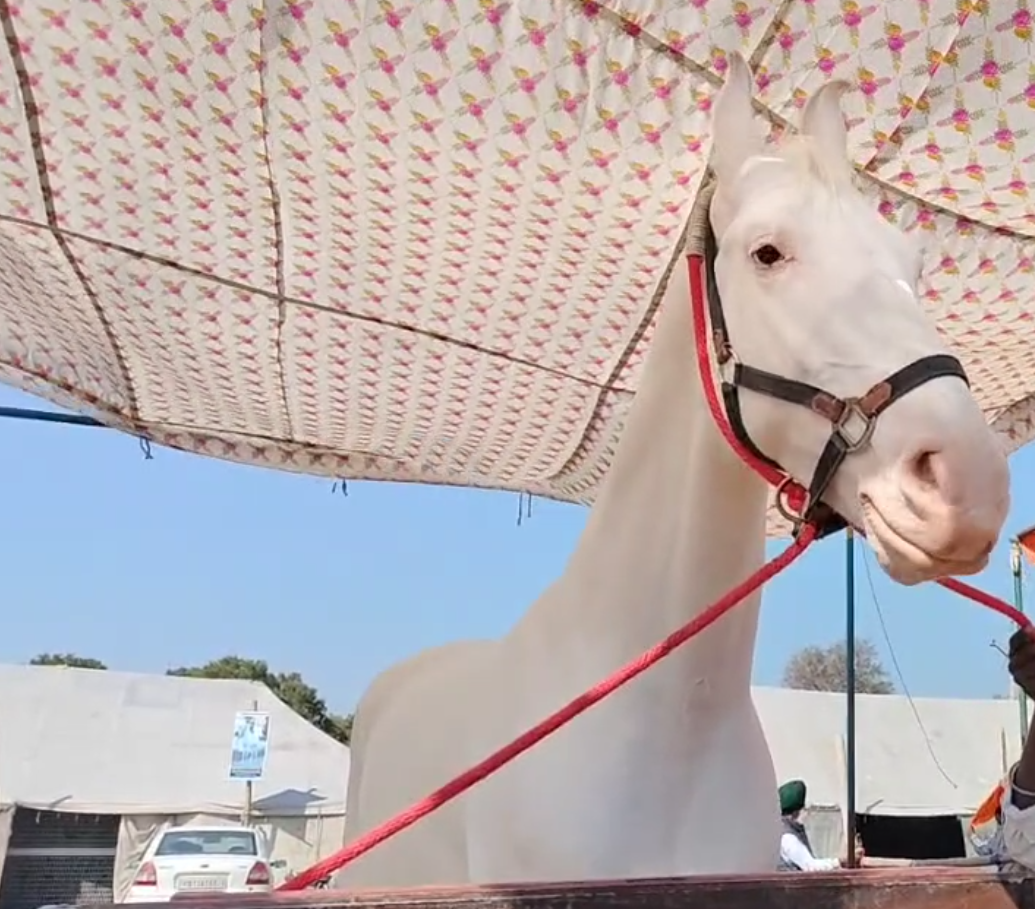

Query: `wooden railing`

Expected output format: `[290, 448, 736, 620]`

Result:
[116, 868, 1035, 909]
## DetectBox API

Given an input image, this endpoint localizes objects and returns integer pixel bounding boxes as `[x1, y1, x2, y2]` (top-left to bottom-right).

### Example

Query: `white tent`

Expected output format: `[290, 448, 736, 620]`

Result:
[0, 664, 1024, 895]
[757, 686, 1023, 816]
[755, 686, 1025, 858]
[0, 665, 350, 900]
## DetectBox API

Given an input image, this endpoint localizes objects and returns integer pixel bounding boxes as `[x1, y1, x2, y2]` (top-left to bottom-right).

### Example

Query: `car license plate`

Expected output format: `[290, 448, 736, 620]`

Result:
[176, 876, 227, 891]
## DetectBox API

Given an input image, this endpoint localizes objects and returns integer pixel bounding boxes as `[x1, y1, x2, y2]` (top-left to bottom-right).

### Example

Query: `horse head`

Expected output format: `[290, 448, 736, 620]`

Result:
[707, 54, 1009, 585]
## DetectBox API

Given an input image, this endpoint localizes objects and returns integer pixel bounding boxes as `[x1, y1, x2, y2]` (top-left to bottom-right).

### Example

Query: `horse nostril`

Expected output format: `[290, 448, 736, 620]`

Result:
[909, 449, 942, 492]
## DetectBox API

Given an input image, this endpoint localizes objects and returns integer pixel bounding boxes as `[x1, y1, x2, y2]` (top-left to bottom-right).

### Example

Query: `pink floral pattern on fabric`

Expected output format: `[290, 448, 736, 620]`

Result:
[0, 0, 1033, 536]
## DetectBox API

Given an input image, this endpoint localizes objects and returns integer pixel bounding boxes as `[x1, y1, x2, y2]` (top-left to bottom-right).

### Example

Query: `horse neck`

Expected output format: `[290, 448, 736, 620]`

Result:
[554, 262, 771, 686]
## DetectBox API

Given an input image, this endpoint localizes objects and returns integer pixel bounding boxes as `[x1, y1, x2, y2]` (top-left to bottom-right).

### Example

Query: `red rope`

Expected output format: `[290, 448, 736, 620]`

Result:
[686, 252, 800, 500]
[686, 247, 1031, 633]
[938, 577, 1031, 629]
[281, 552, 1029, 892]
[276, 524, 818, 891]
[280, 254, 1030, 890]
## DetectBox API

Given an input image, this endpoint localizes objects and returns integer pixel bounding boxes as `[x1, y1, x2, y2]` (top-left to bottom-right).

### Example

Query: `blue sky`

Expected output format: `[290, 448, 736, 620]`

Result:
[2, 383, 1032, 714]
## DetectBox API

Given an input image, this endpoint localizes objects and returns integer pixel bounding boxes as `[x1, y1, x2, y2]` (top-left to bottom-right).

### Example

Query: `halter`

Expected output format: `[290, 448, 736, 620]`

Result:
[687, 190, 970, 539]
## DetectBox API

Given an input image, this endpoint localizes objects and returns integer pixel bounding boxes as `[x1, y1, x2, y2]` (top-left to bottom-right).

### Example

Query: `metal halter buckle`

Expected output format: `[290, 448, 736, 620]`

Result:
[774, 476, 809, 527]
[717, 345, 740, 385]
[834, 400, 876, 453]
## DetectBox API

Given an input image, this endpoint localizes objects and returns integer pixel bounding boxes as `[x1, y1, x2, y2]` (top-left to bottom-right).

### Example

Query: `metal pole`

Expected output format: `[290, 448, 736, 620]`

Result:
[1013, 540, 1028, 743]
[845, 528, 858, 868]
[244, 782, 253, 827]
[0, 406, 105, 427]
[242, 698, 258, 827]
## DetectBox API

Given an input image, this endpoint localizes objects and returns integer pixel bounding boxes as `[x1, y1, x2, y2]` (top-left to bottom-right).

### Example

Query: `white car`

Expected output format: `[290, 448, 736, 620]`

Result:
[122, 825, 275, 903]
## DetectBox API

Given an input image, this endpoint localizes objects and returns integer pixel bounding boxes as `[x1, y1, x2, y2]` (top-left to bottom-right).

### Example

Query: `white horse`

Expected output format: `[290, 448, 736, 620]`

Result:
[337, 55, 1010, 887]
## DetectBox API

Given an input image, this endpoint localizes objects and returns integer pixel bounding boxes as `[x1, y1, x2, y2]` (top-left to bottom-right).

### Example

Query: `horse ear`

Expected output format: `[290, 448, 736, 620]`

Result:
[799, 80, 853, 180]
[710, 52, 762, 183]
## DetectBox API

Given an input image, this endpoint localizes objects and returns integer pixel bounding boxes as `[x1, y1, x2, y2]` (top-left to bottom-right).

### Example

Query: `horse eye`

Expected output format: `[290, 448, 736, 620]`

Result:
[751, 244, 784, 267]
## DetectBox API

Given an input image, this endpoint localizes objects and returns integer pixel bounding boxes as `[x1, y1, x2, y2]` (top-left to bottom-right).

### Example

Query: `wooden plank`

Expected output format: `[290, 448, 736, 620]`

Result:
[126, 869, 1035, 909]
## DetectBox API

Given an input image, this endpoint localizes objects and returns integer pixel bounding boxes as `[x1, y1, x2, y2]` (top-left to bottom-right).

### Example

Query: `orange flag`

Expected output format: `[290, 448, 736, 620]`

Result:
[1019, 525, 1035, 566]
[971, 782, 1005, 831]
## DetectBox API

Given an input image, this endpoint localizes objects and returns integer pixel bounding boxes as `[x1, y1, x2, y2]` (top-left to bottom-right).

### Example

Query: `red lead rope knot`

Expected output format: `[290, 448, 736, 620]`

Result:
[775, 478, 809, 525]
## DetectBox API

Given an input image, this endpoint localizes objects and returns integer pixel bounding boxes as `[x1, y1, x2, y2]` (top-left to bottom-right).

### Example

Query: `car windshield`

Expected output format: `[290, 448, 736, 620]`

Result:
[155, 831, 257, 857]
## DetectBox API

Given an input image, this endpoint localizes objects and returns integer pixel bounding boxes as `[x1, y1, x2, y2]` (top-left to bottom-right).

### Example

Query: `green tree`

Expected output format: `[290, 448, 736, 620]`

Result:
[30, 652, 108, 670]
[167, 656, 353, 745]
[782, 638, 894, 694]
[327, 712, 353, 744]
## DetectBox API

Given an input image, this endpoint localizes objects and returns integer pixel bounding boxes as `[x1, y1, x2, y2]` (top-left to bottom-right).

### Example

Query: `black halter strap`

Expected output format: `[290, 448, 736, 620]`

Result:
[703, 220, 970, 538]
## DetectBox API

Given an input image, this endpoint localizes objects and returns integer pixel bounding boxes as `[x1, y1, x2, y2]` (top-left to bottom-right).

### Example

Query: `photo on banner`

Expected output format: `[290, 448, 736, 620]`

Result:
[229, 711, 271, 781]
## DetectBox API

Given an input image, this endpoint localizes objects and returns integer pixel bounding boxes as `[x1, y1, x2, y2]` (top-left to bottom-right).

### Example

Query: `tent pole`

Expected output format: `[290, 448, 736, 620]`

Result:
[845, 528, 858, 868]
[1012, 539, 1028, 743]
[0, 405, 104, 427]
[243, 698, 258, 827]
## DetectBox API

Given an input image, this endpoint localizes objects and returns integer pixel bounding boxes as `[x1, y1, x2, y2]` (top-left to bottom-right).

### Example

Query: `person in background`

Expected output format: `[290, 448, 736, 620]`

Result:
[969, 628, 1035, 870]
[778, 779, 862, 871]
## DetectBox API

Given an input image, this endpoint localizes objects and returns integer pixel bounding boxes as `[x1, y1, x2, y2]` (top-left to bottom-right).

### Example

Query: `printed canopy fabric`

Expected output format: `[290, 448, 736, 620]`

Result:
[0, 0, 1033, 535]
